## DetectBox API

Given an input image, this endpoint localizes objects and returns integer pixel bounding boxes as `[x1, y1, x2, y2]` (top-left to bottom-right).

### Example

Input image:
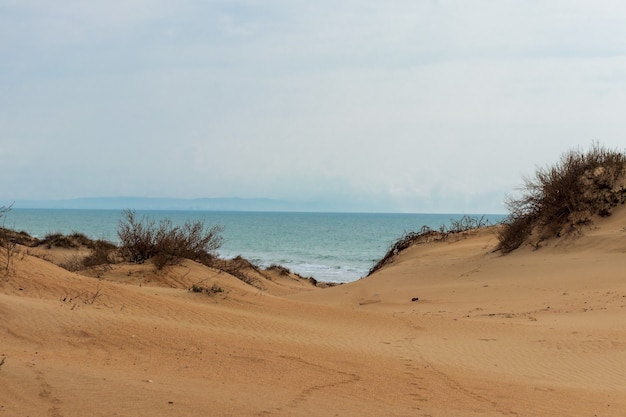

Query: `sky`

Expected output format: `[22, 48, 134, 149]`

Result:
[2, 0, 626, 213]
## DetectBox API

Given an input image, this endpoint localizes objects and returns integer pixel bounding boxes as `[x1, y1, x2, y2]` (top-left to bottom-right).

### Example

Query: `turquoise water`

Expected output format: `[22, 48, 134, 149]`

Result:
[4, 209, 505, 283]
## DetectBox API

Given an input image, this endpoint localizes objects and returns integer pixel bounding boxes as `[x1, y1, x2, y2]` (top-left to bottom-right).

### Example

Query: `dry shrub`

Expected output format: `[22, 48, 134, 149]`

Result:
[190, 284, 224, 294]
[53, 240, 116, 272]
[267, 264, 291, 276]
[41, 233, 76, 248]
[117, 209, 223, 270]
[40, 232, 100, 249]
[207, 256, 265, 289]
[369, 215, 491, 276]
[0, 204, 19, 274]
[82, 240, 117, 268]
[0, 228, 39, 247]
[498, 142, 626, 253]
[58, 254, 85, 272]
[496, 214, 534, 254]
[117, 210, 157, 263]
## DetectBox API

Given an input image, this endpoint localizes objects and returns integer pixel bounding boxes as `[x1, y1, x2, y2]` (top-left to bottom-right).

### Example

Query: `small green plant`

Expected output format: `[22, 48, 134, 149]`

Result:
[190, 284, 224, 294]
[190, 284, 204, 293]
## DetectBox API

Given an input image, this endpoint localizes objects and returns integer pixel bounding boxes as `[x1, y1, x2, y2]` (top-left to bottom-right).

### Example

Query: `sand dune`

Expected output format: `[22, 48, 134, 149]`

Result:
[2, 207, 626, 416]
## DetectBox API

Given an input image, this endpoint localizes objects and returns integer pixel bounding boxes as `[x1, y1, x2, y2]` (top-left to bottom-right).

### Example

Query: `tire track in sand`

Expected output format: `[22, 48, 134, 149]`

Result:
[390, 315, 521, 416]
[254, 355, 361, 416]
[35, 368, 64, 417]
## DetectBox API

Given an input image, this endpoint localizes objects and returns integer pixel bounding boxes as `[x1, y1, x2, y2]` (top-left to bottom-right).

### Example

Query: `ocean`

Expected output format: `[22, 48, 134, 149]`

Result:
[3, 209, 505, 283]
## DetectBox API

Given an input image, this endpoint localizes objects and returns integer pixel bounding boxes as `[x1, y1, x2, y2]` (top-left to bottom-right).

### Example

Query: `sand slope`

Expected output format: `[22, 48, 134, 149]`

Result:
[2, 208, 626, 416]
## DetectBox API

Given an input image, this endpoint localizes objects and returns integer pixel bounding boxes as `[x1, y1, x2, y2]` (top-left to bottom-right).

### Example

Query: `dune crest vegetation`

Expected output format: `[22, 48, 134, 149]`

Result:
[497, 142, 626, 253]
[0, 209, 319, 289]
[368, 215, 491, 276]
[117, 209, 224, 270]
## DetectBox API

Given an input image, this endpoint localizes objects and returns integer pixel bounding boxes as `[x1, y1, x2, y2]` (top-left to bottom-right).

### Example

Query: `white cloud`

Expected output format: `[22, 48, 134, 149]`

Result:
[2, 1, 626, 212]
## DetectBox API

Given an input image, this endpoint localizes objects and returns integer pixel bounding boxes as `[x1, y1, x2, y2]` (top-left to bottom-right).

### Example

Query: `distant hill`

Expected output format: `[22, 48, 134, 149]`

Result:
[5, 197, 328, 212]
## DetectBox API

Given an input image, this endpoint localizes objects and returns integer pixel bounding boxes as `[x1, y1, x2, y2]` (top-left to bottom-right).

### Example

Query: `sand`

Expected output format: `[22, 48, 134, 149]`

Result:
[1, 207, 626, 416]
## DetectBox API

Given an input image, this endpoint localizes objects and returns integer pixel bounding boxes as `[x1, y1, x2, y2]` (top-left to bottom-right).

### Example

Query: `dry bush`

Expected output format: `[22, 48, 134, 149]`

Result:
[52, 244, 117, 273]
[37, 231, 117, 272]
[190, 283, 224, 295]
[369, 216, 491, 276]
[40, 232, 99, 249]
[0, 204, 18, 274]
[82, 240, 117, 268]
[68, 232, 98, 248]
[496, 214, 534, 254]
[41, 233, 77, 249]
[117, 209, 223, 270]
[498, 143, 626, 253]
[58, 254, 85, 272]
[117, 210, 157, 263]
[0, 228, 39, 247]
[152, 219, 224, 269]
[207, 256, 265, 289]
[267, 264, 291, 276]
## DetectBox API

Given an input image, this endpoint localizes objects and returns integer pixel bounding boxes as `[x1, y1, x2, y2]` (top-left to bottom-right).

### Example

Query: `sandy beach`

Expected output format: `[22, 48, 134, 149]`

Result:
[1, 206, 626, 416]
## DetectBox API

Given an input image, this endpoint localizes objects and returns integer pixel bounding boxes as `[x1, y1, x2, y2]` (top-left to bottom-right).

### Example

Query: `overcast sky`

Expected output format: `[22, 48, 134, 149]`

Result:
[2, 1, 626, 213]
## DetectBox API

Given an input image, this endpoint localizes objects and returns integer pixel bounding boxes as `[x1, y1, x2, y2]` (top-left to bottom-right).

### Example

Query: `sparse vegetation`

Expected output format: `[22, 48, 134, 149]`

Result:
[0, 228, 38, 247]
[368, 215, 491, 276]
[58, 254, 86, 272]
[81, 240, 117, 267]
[36, 232, 117, 272]
[59, 286, 103, 308]
[0, 204, 18, 273]
[117, 209, 224, 270]
[190, 283, 224, 294]
[40, 231, 107, 249]
[208, 255, 265, 289]
[0, 209, 323, 290]
[267, 264, 291, 276]
[498, 143, 626, 253]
